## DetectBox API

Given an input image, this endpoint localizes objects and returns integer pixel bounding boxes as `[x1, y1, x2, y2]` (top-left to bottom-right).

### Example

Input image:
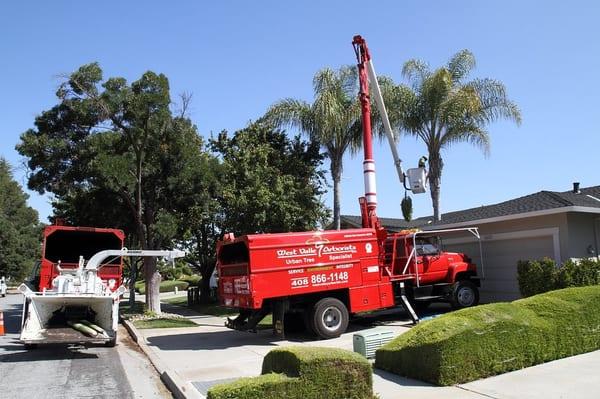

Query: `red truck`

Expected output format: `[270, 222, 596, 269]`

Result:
[29, 224, 125, 292]
[217, 36, 481, 339]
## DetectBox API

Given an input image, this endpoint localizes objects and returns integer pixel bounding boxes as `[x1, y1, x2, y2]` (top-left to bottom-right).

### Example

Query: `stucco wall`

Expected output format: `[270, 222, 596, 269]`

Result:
[566, 212, 600, 259]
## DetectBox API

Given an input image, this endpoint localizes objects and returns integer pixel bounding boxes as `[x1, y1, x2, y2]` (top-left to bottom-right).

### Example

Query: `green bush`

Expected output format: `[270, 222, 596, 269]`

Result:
[556, 258, 600, 288]
[207, 346, 373, 399]
[517, 257, 556, 296]
[135, 280, 189, 294]
[518, 257, 600, 297]
[375, 286, 600, 385]
[180, 274, 201, 286]
[158, 261, 194, 281]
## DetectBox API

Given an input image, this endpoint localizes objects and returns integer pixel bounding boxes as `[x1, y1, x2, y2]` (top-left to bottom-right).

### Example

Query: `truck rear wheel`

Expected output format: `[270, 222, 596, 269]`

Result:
[451, 280, 479, 309]
[311, 298, 349, 339]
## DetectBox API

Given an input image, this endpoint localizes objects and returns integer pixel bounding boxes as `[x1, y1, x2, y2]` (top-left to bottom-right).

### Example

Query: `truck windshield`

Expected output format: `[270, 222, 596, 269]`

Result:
[415, 237, 440, 256]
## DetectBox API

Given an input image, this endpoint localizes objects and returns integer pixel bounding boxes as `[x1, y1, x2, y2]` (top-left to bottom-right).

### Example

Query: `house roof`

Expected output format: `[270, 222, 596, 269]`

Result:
[340, 184, 600, 230]
[434, 185, 600, 226]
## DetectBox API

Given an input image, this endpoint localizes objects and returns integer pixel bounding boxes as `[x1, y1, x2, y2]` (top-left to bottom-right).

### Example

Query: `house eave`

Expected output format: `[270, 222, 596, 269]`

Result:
[426, 206, 600, 230]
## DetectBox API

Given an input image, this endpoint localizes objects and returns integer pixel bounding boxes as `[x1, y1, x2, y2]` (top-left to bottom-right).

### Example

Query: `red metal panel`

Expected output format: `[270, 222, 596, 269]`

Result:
[39, 225, 125, 291]
[378, 282, 395, 308]
[348, 284, 382, 313]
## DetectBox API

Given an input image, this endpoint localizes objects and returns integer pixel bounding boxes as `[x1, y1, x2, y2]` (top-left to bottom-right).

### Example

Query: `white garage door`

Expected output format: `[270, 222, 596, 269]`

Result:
[444, 235, 555, 303]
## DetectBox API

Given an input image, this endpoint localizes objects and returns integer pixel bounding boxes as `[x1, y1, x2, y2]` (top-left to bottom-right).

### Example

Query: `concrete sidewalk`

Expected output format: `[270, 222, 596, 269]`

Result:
[129, 297, 600, 399]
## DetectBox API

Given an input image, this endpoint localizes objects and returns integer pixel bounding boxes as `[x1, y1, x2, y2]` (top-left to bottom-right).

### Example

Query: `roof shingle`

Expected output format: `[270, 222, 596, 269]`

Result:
[340, 185, 600, 230]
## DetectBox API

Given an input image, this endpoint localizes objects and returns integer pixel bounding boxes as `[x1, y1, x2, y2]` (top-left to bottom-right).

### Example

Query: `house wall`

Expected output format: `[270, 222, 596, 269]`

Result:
[566, 212, 600, 259]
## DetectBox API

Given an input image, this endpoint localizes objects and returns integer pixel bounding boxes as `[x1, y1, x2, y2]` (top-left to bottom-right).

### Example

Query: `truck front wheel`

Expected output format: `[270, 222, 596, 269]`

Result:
[311, 298, 349, 339]
[451, 280, 479, 309]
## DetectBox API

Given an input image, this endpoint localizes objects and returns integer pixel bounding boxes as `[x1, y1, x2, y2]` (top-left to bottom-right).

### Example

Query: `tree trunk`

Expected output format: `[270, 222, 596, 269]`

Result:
[428, 151, 444, 222]
[332, 159, 342, 230]
[198, 226, 214, 304]
[144, 256, 161, 314]
[199, 271, 212, 303]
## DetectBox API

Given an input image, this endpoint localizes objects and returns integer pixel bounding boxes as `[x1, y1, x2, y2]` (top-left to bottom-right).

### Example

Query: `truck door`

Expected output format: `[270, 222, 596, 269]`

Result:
[415, 237, 448, 283]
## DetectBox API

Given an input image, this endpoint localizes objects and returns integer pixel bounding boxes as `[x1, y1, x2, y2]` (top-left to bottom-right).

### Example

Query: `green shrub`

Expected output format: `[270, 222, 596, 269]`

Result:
[517, 258, 556, 296]
[208, 346, 373, 399]
[134, 280, 144, 293]
[375, 286, 600, 386]
[135, 280, 189, 294]
[180, 274, 201, 286]
[518, 257, 600, 297]
[556, 258, 600, 288]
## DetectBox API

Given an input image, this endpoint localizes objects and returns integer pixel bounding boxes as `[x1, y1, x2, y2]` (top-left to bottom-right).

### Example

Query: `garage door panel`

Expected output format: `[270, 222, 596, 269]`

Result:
[444, 235, 554, 303]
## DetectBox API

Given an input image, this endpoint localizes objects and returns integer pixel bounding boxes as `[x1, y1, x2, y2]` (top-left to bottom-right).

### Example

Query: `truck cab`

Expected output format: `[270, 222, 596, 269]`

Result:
[384, 229, 480, 310]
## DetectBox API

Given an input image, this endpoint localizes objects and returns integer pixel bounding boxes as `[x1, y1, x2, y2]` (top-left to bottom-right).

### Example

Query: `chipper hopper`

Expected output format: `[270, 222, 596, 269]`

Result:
[19, 248, 185, 348]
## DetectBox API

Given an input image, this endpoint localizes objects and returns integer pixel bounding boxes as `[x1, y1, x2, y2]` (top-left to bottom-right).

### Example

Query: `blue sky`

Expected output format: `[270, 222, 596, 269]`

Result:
[1, 1, 599, 223]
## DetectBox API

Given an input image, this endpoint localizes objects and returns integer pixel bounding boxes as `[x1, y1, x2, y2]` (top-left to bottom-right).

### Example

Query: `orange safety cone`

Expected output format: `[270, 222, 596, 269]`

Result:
[0, 311, 5, 336]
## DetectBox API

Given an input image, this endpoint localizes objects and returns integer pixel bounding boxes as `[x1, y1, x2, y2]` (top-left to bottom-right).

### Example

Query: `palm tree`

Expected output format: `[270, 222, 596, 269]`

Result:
[385, 50, 521, 221]
[265, 66, 361, 230]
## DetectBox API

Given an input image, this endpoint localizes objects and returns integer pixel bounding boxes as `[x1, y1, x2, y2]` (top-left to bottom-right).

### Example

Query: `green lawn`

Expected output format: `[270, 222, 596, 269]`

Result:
[120, 301, 145, 319]
[133, 317, 198, 329]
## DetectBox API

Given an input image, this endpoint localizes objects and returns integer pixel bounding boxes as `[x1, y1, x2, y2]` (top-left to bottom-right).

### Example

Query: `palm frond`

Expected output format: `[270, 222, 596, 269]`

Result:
[438, 85, 481, 127]
[419, 68, 452, 124]
[264, 98, 314, 136]
[441, 124, 491, 157]
[467, 78, 522, 125]
[402, 59, 431, 88]
[447, 49, 476, 82]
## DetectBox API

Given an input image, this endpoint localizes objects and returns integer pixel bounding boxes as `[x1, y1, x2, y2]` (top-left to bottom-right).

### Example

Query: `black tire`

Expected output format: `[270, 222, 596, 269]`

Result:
[311, 298, 349, 339]
[450, 280, 479, 309]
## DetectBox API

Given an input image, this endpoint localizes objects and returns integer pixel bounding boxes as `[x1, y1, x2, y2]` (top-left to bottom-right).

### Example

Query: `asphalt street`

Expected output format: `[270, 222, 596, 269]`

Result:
[0, 291, 171, 399]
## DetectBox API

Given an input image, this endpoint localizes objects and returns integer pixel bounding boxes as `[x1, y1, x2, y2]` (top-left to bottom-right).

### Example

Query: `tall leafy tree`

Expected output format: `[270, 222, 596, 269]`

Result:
[16, 63, 205, 313]
[175, 149, 223, 303]
[384, 50, 521, 221]
[265, 66, 361, 230]
[0, 158, 41, 280]
[211, 121, 328, 235]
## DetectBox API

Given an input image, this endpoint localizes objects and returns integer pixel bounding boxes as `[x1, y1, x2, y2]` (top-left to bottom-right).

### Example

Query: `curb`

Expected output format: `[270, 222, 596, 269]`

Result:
[122, 319, 204, 399]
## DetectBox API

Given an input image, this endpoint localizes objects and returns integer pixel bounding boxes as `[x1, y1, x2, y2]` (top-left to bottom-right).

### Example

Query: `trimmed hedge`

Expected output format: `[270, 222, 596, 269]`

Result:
[375, 286, 600, 386]
[207, 346, 373, 399]
[180, 274, 201, 286]
[135, 280, 189, 294]
[518, 257, 600, 297]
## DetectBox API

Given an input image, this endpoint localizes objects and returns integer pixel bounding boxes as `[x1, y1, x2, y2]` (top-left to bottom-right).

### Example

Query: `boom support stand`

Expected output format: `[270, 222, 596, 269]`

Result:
[398, 282, 419, 325]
